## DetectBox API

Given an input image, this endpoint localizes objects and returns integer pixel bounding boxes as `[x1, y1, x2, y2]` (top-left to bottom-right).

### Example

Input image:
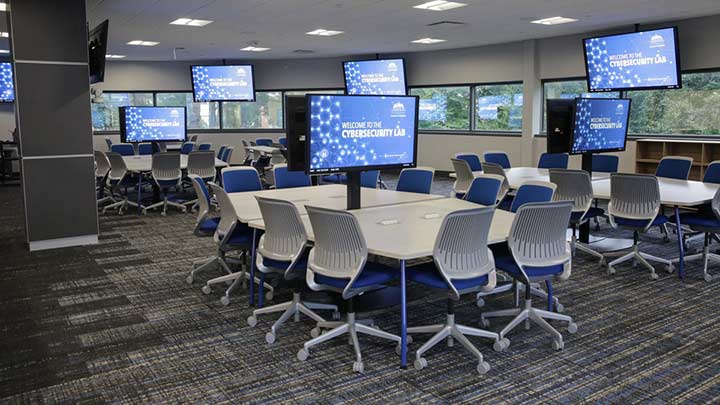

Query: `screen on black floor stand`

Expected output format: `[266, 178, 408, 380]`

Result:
[120, 106, 187, 143]
[305, 94, 418, 175]
[570, 98, 631, 155]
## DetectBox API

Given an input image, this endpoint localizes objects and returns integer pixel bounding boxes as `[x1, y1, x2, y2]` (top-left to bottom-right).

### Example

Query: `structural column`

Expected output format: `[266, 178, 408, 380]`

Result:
[9, 0, 98, 251]
[521, 39, 542, 167]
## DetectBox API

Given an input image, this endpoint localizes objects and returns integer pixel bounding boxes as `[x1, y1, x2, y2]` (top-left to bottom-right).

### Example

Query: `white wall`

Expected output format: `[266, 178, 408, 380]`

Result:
[0, 104, 15, 141]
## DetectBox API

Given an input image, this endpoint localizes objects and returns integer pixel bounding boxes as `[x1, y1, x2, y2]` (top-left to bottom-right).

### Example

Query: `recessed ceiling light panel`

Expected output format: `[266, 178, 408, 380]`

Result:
[306, 29, 344, 36]
[531, 16, 578, 25]
[240, 46, 271, 52]
[413, 1, 467, 11]
[127, 40, 159, 46]
[412, 37, 447, 44]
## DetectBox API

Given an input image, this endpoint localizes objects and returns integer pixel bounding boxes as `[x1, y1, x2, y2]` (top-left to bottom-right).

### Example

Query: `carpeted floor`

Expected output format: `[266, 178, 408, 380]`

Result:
[1, 174, 719, 404]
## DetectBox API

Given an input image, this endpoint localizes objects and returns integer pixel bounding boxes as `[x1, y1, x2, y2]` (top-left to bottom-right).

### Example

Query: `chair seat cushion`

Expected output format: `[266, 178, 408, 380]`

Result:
[314, 261, 396, 289]
[571, 207, 604, 223]
[261, 255, 309, 271]
[222, 224, 253, 246]
[321, 174, 347, 184]
[407, 262, 489, 290]
[614, 214, 668, 228]
[671, 213, 720, 229]
[198, 217, 220, 233]
[495, 255, 564, 278]
[498, 196, 514, 211]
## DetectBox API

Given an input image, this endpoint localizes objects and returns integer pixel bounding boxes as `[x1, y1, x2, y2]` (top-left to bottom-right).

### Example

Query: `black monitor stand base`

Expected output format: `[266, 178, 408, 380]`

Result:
[579, 153, 593, 243]
[346, 171, 361, 210]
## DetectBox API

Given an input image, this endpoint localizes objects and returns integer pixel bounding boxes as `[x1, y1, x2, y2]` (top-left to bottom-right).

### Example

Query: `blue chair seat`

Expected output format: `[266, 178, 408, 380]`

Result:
[322, 174, 347, 184]
[614, 214, 668, 228]
[495, 255, 564, 278]
[198, 217, 220, 233]
[156, 179, 179, 188]
[221, 225, 253, 246]
[408, 262, 489, 290]
[571, 207, 605, 223]
[314, 261, 396, 289]
[261, 255, 309, 271]
[670, 213, 720, 229]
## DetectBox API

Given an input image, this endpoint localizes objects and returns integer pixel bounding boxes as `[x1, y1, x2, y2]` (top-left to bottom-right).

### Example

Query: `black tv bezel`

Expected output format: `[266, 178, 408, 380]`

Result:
[119, 106, 188, 143]
[0, 62, 15, 103]
[190, 64, 256, 102]
[569, 97, 632, 155]
[582, 26, 682, 93]
[342, 58, 408, 96]
[304, 94, 419, 175]
[88, 19, 109, 85]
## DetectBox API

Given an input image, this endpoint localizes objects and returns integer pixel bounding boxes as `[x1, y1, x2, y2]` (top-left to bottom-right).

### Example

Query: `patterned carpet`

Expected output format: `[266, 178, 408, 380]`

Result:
[1, 173, 719, 404]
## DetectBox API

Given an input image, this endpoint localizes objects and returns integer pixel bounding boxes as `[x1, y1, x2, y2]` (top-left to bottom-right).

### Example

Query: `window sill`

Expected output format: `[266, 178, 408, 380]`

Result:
[420, 130, 522, 137]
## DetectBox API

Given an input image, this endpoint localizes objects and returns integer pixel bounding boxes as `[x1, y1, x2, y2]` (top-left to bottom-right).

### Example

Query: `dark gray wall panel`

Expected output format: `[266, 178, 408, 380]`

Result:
[15, 63, 93, 156]
[22, 157, 98, 241]
[9, 0, 88, 63]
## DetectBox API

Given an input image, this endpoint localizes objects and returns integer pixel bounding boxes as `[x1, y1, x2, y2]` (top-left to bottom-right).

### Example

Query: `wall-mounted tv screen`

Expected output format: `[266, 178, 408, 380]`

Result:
[570, 98, 631, 155]
[583, 27, 681, 92]
[88, 19, 109, 84]
[0, 62, 14, 102]
[120, 106, 187, 143]
[343, 58, 407, 95]
[190, 65, 255, 102]
[306, 94, 418, 174]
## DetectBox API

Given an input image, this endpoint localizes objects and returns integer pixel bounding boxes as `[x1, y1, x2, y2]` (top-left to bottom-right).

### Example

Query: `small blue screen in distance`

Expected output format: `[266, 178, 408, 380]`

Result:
[307, 95, 417, 173]
[191, 65, 255, 101]
[122, 106, 186, 142]
[419, 95, 447, 122]
[584, 27, 680, 92]
[571, 98, 630, 154]
[0, 62, 14, 102]
[343, 59, 407, 95]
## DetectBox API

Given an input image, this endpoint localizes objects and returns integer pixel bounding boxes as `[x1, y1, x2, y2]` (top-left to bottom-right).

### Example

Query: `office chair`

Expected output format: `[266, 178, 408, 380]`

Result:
[537, 152, 569, 169]
[221, 166, 263, 193]
[240, 140, 253, 165]
[221, 146, 234, 163]
[180, 142, 196, 155]
[464, 174, 503, 207]
[606, 173, 674, 279]
[137, 143, 153, 155]
[703, 161, 720, 184]
[671, 188, 720, 282]
[455, 153, 482, 172]
[188, 135, 199, 143]
[102, 152, 144, 215]
[105, 137, 113, 151]
[591, 154, 620, 229]
[94, 150, 113, 206]
[273, 164, 311, 189]
[247, 197, 339, 343]
[216, 145, 228, 160]
[396, 167, 434, 194]
[186, 174, 221, 284]
[184, 151, 217, 209]
[198, 143, 213, 151]
[361, 170, 380, 188]
[480, 201, 577, 351]
[202, 183, 273, 305]
[278, 137, 288, 148]
[255, 138, 273, 146]
[481, 161, 511, 207]
[408, 207, 501, 373]
[550, 169, 605, 264]
[656, 156, 693, 180]
[144, 152, 186, 216]
[451, 158, 475, 198]
[483, 151, 511, 169]
[111, 143, 135, 156]
[297, 205, 402, 373]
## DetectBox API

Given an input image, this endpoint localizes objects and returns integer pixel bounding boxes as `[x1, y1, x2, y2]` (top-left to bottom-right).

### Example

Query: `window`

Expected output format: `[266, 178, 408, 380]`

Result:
[91, 92, 153, 131]
[542, 80, 620, 132]
[410, 86, 470, 130]
[156, 92, 220, 130]
[474, 83, 524, 131]
[627, 70, 720, 136]
[222, 91, 283, 129]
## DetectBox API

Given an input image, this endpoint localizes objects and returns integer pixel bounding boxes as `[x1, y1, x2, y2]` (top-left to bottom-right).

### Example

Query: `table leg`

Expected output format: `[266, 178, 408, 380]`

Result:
[675, 206, 685, 280]
[258, 272, 265, 308]
[137, 173, 142, 215]
[400, 259, 407, 369]
[249, 229, 257, 306]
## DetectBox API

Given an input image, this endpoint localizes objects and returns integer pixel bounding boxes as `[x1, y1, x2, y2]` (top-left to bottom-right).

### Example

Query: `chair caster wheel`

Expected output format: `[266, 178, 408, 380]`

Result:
[297, 349, 309, 361]
[607, 267, 616, 275]
[247, 316, 257, 327]
[524, 320, 531, 331]
[666, 265, 675, 274]
[493, 339, 506, 352]
[476, 298, 485, 308]
[414, 358, 427, 370]
[552, 339, 564, 351]
[555, 303, 564, 313]
[310, 327, 321, 338]
[186, 275, 194, 285]
[220, 296, 230, 306]
[332, 311, 341, 321]
[352, 361, 364, 373]
[477, 361, 490, 375]
[265, 332, 276, 344]
[406, 335, 413, 344]
[395, 344, 403, 356]
[161, 211, 166, 217]
[650, 273, 659, 281]
[599, 259, 607, 267]
[265, 291, 273, 301]
[567, 322, 578, 334]
[704, 274, 713, 282]
[480, 318, 490, 328]
[202, 285, 211, 295]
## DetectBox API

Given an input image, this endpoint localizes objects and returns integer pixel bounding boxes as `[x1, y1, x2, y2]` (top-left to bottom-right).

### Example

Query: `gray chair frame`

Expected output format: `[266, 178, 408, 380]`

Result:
[673, 188, 720, 282]
[102, 152, 144, 215]
[451, 158, 475, 197]
[144, 152, 186, 215]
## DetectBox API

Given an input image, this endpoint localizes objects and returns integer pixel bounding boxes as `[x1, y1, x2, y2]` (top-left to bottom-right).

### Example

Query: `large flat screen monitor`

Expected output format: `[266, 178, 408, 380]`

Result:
[583, 27, 681, 92]
[88, 20, 109, 84]
[570, 98, 631, 155]
[343, 58, 407, 95]
[190, 65, 255, 102]
[120, 106, 187, 143]
[0, 62, 14, 103]
[306, 94, 418, 174]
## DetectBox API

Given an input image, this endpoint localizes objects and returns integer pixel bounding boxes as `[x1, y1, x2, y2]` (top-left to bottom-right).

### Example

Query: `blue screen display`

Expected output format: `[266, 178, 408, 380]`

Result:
[191, 65, 255, 101]
[0, 62, 14, 102]
[476, 95, 511, 120]
[419, 96, 447, 122]
[121, 106, 186, 142]
[571, 98, 630, 154]
[343, 59, 407, 95]
[307, 95, 417, 173]
[584, 27, 680, 92]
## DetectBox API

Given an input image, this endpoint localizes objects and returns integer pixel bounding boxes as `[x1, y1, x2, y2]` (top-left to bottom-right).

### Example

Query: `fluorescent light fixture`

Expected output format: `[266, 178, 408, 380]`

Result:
[0, 4, 7, 12]
[531, 16, 578, 25]
[412, 37, 446, 44]
[413, 1, 466, 11]
[105, 54, 126, 59]
[306, 29, 344, 36]
[240, 46, 271, 52]
[0, 50, 9, 54]
[170, 18, 213, 27]
[127, 40, 159, 46]
[0, 32, 8, 38]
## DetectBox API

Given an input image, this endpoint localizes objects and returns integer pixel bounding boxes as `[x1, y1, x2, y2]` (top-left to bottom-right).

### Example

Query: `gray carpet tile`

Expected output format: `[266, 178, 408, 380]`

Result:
[1, 173, 719, 404]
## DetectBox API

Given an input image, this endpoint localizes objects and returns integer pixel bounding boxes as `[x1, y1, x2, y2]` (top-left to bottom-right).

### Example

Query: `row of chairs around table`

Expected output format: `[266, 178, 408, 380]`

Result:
[184, 165, 580, 374]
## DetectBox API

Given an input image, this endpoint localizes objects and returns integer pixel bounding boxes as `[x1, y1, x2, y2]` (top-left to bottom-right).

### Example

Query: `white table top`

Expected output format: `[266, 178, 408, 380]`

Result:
[123, 155, 227, 172]
[592, 177, 720, 206]
[228, 184, 445, 223]
[249, 198, 514, 260]
[449, 166, 610, 187]
[246, 145, 279, 154]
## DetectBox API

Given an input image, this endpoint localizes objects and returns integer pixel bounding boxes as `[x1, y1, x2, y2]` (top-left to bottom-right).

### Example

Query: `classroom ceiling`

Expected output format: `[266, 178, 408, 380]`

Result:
[86, 0, 720, 61]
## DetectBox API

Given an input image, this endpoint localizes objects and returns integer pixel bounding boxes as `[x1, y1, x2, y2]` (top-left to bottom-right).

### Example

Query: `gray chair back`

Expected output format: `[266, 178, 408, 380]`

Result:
[256, 196, 309, 278]
[94, 150, 111, 179]
[549, 169, 593, 216]
[188, 174, 212, 227]
[105, 152, 129, 182]
[508, 201, 573, 271]
[451, 158, 475, 195]
[187, 151, 216, 181]
[608, 173, 661, 230]
[208, 182, 240, 246]
[480, 161, 510, 202]
[151, 152, 182, 183]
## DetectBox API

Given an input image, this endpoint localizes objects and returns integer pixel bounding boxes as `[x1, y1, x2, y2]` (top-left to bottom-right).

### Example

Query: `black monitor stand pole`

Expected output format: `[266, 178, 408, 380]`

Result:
[346, 171, 361, 210]
[579, 152, 593, 243]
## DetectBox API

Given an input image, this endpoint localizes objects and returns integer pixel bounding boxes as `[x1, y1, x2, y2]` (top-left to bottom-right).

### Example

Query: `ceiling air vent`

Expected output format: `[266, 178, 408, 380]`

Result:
[293, 49, 315, 54]
[426, 20, 466, 27]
